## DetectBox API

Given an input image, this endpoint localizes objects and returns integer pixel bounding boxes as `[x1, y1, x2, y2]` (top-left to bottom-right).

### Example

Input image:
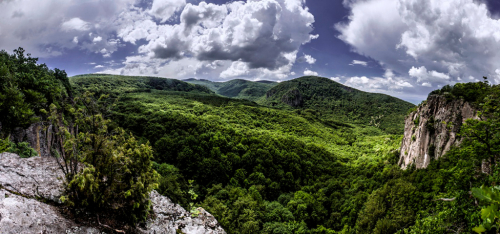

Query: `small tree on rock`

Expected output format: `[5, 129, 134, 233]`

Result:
[50, 91, 159, 224]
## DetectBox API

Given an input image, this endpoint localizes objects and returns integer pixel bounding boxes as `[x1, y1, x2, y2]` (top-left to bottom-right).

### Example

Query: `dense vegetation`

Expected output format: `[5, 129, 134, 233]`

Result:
[184, 78, 277, 101]
[0, 49, 158, 229]
[185, 76, 414, 134]
[71, 74, 500, 233]
[4, 48, 500, 233]
[0, 48, 72, 134]
[429, 78, 491, 104]
[260, 77, 414, 134]
[72, 74, 212, 98]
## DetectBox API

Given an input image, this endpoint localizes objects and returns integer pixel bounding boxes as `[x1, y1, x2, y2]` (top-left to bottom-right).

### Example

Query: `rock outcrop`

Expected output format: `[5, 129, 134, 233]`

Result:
[0, 152, 63, 202]
[138, 191, 226, 234]
[0, 153, 226, 234]
[399, 95, 478, 169]
[0, 189, 101, 234]
[11, 122, 53, 158]
[280, 88, 303, 107]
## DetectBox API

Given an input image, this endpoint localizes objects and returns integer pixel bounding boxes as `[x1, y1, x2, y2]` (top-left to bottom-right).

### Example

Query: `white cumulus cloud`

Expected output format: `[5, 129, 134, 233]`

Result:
[93, 36, 102, 42]
[337, 0, 500, 91]
[349, 60, 368, 66]
[0, 0, 136, 57]
[331, 77, 341, 82]
[149, 0, 186, 23]
[408, 66, 450, 83]
[301, 54, 316, 64]
[61, 18, 90, 31]
[343, 68, 413, 96]
[0, 0, 316, 80]
[304, 68, 319, 76]
[114, 0, 317, 80]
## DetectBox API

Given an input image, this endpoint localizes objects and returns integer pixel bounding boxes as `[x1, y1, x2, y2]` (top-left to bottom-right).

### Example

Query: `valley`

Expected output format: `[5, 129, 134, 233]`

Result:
[1, 49, 499, 233]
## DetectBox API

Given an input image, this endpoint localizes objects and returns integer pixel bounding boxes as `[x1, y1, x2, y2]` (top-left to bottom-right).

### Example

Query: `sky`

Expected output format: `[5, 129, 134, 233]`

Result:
[1, 0, 500, 103]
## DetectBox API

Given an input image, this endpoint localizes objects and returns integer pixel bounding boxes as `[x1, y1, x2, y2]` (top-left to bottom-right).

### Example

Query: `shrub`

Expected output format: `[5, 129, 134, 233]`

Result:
[0, 137, 10, 153]
[425, 116, 435, 134]
[355, 179, 418, 234]
[9, 141, 38, 158]
[52, 92, 159, 224]
[0, 137, 38, 158]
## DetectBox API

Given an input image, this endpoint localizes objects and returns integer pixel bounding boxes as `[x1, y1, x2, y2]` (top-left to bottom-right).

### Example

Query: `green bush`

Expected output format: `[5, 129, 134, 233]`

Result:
[0, 137, 38, 158]
[9, 141, 38, 158]
[0, 137, 10, 153]
[51, 92, 159, 225]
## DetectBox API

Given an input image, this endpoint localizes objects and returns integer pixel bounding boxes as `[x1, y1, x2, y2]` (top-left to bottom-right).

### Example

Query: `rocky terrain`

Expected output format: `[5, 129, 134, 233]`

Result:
[0, 152, 226, 234]
[399, 95, 478, 169]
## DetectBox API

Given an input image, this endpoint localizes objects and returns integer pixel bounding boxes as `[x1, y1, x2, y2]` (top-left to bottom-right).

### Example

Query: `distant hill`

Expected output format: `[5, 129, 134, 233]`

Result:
[183, 79, 277, 101]
[259, 76, 415, 134]
[71, 74, 213, 97]
[70, 74, 413, 134]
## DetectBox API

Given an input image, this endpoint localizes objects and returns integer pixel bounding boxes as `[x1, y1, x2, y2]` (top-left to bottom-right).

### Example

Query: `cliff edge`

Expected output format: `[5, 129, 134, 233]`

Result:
[0, 152, 226, 234]
[399, 95, 478, 169]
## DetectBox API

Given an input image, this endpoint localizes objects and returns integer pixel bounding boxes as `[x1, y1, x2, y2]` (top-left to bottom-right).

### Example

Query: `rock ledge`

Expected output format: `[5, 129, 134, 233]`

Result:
[0, 153, 226, 234]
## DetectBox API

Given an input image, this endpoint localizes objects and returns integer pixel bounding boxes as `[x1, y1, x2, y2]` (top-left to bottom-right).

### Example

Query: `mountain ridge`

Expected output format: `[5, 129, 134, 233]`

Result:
[260, 76, 415, 134]
[183, 78, 277, 101]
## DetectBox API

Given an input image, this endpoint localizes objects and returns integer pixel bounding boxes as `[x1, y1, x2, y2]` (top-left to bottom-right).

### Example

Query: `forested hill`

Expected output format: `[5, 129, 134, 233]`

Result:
[259, 76, 415, 134]
[7, 48, 500, 234]
[72, 74, 414, 134]
[71, 74, 213, 97]
[183, 78, 277, 101]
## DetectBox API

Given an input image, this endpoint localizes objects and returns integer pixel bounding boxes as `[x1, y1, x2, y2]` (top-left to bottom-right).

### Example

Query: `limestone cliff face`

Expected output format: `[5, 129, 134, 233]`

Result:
[399, 95, 478, 169]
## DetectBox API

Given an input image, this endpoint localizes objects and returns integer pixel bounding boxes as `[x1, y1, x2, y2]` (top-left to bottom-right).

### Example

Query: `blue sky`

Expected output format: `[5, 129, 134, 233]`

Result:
[1, 0, 500, 103]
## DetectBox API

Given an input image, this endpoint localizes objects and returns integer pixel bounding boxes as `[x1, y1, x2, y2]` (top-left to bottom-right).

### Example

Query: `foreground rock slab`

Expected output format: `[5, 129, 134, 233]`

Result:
[0, 153, 226, 234]
[0, 189, 100, 234]
[0, 152, 64, 202]
[137, 191, 226, 234]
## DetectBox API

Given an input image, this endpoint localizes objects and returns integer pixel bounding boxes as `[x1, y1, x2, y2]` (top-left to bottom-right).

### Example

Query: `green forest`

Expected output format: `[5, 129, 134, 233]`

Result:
[183, 78, 278, 102]
[2, 48, 500, 233]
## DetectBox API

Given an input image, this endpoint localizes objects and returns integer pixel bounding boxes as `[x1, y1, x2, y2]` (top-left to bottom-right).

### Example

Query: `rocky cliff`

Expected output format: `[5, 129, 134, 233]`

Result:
[0, 152, 226, 234]
[9, 121, 53, 158]
[399, 95, 478, 169]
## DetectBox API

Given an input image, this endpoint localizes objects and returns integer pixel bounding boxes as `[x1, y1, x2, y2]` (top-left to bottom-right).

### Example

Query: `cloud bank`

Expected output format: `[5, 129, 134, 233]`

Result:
[0, 0, 136, 57]
[337, 0, 500, 100]
[115, 0, 318, 80]
[0, 0, 317, 81]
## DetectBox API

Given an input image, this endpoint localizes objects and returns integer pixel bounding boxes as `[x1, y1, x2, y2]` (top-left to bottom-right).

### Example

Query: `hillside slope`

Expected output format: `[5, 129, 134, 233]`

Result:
[259, 76, 415, 134]
[71, 74, 213, 97]
[184, 78, 277, 101]
[67, 73, 409, 233]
